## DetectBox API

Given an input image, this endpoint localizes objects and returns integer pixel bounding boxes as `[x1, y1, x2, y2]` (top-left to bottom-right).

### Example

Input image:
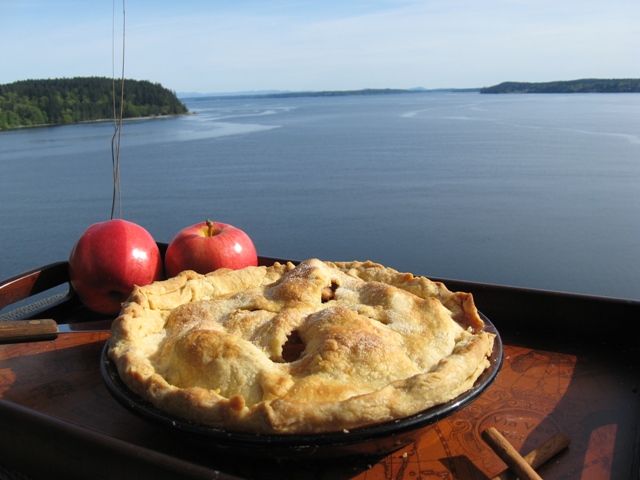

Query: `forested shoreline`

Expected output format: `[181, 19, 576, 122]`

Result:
[0, 77, 188, 129]
[2, 77, 637, 129]
[480, 78, 640, 94]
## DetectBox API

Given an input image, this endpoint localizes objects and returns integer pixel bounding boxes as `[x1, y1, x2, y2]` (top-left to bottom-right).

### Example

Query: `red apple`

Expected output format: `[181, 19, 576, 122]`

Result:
[164, 219, 258, 278]
[68, 219, 163, 315]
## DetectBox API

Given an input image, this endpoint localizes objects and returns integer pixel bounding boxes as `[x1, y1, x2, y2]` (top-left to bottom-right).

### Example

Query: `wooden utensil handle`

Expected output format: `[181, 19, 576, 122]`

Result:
[524, 432, 571, 470]
[492, 432, 571, 480]
[482, 427, 544, 480]
[0, 319, 58, 343]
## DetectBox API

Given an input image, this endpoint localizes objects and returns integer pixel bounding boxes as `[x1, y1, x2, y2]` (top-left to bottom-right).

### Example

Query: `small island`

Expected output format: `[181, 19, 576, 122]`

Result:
[0, 77, 188, 130]
[480, 78, 640, 94]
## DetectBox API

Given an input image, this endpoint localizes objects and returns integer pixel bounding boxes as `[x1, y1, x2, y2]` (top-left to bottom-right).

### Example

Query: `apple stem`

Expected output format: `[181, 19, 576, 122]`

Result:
[206, 219, 215, 237]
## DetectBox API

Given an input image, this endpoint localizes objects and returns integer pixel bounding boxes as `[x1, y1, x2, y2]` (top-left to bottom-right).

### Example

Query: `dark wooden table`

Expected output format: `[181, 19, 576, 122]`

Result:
[1, 257, 639, 479]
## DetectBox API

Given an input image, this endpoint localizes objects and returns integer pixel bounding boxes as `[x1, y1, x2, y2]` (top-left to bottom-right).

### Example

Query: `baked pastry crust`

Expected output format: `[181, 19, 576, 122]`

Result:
[108, 259, 495, 434]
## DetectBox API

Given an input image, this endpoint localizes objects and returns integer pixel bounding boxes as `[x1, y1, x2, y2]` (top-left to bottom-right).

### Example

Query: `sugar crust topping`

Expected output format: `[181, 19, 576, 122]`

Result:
[108, 259, 495, 434]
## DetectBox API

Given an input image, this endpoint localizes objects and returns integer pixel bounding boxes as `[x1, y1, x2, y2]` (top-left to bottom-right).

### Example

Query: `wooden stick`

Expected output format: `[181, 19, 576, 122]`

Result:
[491, 432, 571, 480]
[482, 427, 543, 480]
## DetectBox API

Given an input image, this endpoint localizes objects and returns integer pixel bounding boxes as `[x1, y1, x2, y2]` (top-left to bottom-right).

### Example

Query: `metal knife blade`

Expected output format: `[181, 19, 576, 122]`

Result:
[0, 318, 113, 344]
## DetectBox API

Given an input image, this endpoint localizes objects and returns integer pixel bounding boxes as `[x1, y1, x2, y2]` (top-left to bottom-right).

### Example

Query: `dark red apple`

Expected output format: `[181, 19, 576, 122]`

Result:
[68, 219, 163, 314]
[164, 219, 258, 278]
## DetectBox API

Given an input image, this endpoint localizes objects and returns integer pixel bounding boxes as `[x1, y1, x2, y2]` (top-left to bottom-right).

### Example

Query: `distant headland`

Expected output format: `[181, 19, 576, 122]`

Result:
[0, 77, 188, 130]
[480, 78, 640, 94]
[181, 78, 639, 100]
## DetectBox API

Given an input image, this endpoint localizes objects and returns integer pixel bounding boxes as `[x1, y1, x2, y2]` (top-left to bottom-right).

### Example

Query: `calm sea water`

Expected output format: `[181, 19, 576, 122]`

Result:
[1, 92, 639, 302]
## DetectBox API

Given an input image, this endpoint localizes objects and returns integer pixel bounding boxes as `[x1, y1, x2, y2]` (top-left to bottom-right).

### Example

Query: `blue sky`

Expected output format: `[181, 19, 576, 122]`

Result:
[1, 0, 639, 93]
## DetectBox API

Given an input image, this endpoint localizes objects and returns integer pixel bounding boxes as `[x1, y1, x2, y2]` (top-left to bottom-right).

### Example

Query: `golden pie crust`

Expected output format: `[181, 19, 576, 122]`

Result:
[108, 259, 495, 434]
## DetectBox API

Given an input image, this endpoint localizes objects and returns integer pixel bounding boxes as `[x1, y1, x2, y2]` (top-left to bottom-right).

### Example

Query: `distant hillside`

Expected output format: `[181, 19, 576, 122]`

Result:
[178, 89, 291, 98]
[182, 87, 480, 100]
[244, 88, 430, 98]
[0, 77, 188, 129]
[481, 78, 640, 94]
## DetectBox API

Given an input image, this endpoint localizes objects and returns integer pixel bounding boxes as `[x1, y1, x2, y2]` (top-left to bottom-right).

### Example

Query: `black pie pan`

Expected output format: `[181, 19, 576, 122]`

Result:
[101, 313, 502, 459]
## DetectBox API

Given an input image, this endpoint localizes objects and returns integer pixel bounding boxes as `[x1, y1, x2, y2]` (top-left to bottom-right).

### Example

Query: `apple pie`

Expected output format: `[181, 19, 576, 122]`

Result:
[108, 259, 495, 434]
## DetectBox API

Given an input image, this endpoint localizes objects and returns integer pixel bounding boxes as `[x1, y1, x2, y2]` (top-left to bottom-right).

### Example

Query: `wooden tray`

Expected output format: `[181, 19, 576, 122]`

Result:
[1, 256, 639, 479]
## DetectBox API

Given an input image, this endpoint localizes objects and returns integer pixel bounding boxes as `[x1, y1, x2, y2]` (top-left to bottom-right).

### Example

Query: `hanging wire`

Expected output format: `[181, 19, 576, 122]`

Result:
[110, 0, 125, 220]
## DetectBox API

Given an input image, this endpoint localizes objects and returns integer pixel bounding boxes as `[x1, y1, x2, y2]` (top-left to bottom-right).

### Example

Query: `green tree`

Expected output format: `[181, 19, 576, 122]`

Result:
[0, 77, 188, 129]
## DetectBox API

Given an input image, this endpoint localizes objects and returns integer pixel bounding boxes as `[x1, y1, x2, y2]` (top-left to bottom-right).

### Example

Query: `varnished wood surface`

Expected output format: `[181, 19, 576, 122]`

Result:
[1, 330, 638, 479]
[1, 258, 639, 479]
